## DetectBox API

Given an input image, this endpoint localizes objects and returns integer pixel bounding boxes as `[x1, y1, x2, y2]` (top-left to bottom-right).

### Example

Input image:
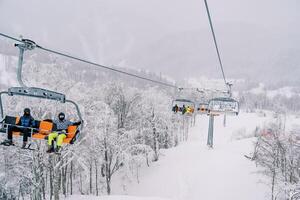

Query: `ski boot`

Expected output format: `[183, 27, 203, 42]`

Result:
[46, 145, 54, 153]
[21, 142, 27, 149]
[55, 146, 61, 154]
[1, 139, 14, 146]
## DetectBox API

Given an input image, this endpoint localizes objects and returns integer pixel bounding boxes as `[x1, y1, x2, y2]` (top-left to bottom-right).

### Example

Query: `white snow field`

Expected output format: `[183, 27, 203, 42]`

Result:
[112, 112, 273, 200]
[65, 195, 171, 200]
[67, 111, 297, 200]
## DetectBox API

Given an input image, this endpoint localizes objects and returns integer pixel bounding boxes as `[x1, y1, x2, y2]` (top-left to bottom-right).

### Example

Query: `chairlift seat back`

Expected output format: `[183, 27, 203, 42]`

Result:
[11, 116, 22, 136]
[208, 97, 239, 115]
[62, 125, 79, 144]
[39, 121, 53, 135]
[31, 121, 54, 140]
[0, 116, 18, 133]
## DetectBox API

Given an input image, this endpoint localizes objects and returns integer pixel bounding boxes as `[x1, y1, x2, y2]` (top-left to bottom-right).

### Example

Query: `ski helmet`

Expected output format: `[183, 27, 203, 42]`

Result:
[58, 112, 65, 121]
[24, 108, 31, 115]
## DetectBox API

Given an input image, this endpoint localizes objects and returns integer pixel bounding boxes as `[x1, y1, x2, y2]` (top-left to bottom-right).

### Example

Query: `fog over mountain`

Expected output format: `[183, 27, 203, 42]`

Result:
[0, 0, 299, 86]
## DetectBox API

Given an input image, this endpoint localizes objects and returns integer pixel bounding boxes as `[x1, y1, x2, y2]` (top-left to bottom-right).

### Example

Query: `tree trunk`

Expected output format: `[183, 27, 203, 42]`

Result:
[62, 165, 67, 197]
[271, 169, 276, 200]
[106, 176, 111, 195]
[50, 168, 53, 200]
[70, 161, 73, 195]
[152, 109, 159, 161]
[153, 127, 159, 161]
[146, 153, 150, 167]
[104, 126, 112, 195]
[89, 162, 93, 194]
[79, 173, 83, 195]
[53, 164, 60, 200]
[42, 168, 46, 200]
[52, 155, 62, 200]
[95, 160, 99, 196]
[104, 142, 111, 195]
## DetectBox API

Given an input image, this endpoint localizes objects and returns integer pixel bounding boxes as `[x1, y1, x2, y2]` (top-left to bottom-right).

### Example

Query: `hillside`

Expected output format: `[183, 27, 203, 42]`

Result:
[62, 111, 300, 200]
[110, 112, 271, 199]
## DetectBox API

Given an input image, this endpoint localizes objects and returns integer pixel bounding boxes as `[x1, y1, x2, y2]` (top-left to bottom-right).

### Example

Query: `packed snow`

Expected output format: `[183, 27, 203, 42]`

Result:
[108, 112, 278, 200]
[64, 111, 285, 200]
[66, 195, 171, 200]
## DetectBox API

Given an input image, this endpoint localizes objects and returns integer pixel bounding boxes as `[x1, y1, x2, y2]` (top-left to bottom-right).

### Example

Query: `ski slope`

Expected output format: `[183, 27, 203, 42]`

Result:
[112, 112, 272, 200]
[66, 195, 171, 200]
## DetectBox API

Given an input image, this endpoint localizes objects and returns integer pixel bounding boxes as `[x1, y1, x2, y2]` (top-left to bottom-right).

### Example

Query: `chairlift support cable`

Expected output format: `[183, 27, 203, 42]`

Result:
[0, 32, 177, 89]
[203, 0, 229, 91]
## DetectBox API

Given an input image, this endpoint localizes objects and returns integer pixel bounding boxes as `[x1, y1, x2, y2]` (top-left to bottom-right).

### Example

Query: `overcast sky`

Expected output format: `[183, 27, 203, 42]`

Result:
[0, 0, 299, 85]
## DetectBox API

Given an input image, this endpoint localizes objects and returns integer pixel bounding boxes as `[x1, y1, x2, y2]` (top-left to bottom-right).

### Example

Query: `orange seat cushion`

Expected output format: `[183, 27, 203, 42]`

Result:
[16, 117, 20, 124]
[30, 121, 53, 140]
[62, 125, 78, 144]
[12, 117, 21, 136]
[12, 132, 21, 136]
[67, 125, 77, 134]
[63, 138, 72, 144]
[39, 121, 53, 135]
[12, 117, 25, 137]
[66, 125, 77, 138]
[32, 134, 47, 140]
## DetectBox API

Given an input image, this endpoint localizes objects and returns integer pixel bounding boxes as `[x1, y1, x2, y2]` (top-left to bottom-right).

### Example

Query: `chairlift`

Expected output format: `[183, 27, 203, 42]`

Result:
[0, 39, 83, 145]
[207, 97, 239, 116]
[172, 99, 195, 115]
[197, 103, 209, 114]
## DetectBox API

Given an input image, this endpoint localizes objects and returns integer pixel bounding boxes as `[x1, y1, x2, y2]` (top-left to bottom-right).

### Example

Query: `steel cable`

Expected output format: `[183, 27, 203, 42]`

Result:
[0, 32, 177, 89]
[203, 0, 229, 90]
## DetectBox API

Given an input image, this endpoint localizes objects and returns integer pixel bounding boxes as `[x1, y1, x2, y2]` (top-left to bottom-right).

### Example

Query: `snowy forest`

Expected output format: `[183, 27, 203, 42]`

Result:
[251, 117, 300, 200]
[0, 53, 193, 199]
[0, 49, 299, 200]
[0, 0, 300, 200]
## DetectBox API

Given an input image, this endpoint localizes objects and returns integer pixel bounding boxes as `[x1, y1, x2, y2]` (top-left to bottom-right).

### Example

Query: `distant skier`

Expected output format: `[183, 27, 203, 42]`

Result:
[182, 105, 187, 115]
[191, 107, 195, 113]
[186, 106, 192, 114]
[172, 104, 179, 113]
[46, 112, 81, 153]
[1, 108, 36, 148]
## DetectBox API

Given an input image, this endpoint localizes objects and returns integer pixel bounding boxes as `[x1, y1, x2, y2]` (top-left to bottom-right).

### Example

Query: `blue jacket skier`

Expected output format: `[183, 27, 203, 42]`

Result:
[2, 108, 36, 148]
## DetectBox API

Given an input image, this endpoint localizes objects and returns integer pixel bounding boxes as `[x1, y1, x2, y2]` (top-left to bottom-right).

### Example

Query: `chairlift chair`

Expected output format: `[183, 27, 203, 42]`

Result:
[0, 88, 83, 144]
[172, 99, 195, 115]
[207, 97, 239, 116]
[0, 39, 84, 145]
[197, 103, 209, 114]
